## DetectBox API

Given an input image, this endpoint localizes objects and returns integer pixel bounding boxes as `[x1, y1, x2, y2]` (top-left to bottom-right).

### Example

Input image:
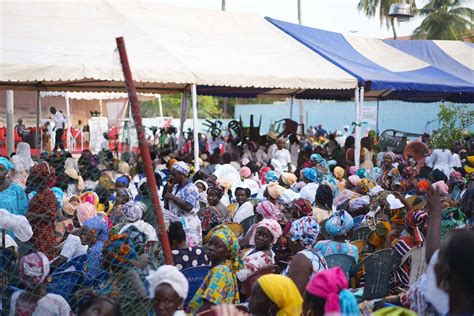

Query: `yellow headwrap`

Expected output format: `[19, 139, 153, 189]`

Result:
[280, 172, 297, 186]
[334, 166, 345, 179]
[257, 274, 303, 316]
[267, 182, 286, 200]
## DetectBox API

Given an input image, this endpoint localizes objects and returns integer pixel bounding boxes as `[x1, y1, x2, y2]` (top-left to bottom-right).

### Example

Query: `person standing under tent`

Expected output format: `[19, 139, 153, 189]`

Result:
[50, 107, 66, 152]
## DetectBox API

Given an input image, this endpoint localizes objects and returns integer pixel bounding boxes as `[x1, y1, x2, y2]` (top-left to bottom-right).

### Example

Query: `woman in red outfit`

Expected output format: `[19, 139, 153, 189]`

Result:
[27, 162, 59, 260]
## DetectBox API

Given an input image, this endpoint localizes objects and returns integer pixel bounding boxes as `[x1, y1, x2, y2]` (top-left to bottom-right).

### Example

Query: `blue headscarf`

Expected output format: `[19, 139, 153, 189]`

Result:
[310, 154, 328, 168]
[116, 175, 130, 187]
[303, 168, 318, 183]
[0, 157, 14, 171]
[266, 170, 278, 183]
[325, 210, 354, 237]
[83, 215, 110, 279]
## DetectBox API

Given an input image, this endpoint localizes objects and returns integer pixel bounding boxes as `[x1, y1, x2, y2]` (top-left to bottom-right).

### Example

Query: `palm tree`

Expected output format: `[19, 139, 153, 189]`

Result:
[412, 0, 473, 40]
[357, 0, 416, 39]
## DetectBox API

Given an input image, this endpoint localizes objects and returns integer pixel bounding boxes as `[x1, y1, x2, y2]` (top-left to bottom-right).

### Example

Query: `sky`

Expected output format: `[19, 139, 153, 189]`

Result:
[151, 0, 427, 38]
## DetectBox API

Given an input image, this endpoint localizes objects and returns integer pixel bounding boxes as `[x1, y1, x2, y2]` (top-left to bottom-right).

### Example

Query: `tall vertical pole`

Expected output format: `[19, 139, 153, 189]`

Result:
[116, 36, 173, 265]
[289, 96, 294, 119]
[354, 87, 361, 169]
[36, 91, 41, 159]
[158, 95, 164, 118]
[191, 84, 200, 172]
[297, 0, 302, 24]
[6, 90, 14, 156]
[65, 93, 72, 152]
[178, 92, 187, 151]
[376, 98, 380, 134]
[221, 0, 226, 11]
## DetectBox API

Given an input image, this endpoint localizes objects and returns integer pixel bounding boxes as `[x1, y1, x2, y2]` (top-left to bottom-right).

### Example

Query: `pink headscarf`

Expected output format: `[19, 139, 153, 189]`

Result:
[305, 267, 353, 314]
[239, 166, 252, 179]
[348, 175, 361, 186]
[77, 202, 97, 226]
[255, 200, 281, 221]
[250, 219, 282, 244]
[432, 180, 449, 196]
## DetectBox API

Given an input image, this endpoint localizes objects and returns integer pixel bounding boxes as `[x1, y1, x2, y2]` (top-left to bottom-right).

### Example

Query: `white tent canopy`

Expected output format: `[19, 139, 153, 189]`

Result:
[0, 0, 357, 94]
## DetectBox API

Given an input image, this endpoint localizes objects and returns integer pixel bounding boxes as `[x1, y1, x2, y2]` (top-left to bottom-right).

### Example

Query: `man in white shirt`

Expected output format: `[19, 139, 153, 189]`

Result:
[50, 107, 66, 152]
[272, 138, 292, 172]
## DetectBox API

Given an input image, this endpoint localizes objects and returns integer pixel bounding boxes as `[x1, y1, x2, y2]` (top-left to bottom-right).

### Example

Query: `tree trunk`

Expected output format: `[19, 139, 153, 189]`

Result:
[297, 0, 302, 25]
[390, 17, 397, 39]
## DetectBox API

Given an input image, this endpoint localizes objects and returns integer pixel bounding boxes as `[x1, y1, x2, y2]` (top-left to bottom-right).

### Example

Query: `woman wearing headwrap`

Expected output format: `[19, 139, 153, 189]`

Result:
[122, 200, 146, 223]
[10, 142, 35, 188]
[255, 200, 281, 222]
[380, 151, 402, 190]
[390, 209, 429, 292]
[333, 166, 347, 192]
[27, 162, 59, 259]
[237, 219, 282, 282]
[232, 183, 254, 224]
[279, 172, 297, 189]
[81, 215, 110, 279]
[304, 267, 359, 316]
[249, 274, 303, 316]
[76, 201, 97, 226]
[10, 252, 72, 315]
[198, 184, 231, 235]
[265, 182, 285, 205]
[99, 234, 149, 316]
[0, 157, 28, 216]
[313, 184, 334, 224]
[299, 168, 319, 204]
[286, 216, 328, 294]
[314, 210, 359, 262]
[189, 225, 241, 313]
[164, 161, 202, 246]
[147, 265, 189, 316]
[60, 157, 84, 198]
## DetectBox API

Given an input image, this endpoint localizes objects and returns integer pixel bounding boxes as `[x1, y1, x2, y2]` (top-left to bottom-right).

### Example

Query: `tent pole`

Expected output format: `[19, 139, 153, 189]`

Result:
[179, 92, 187, 151]
[376, 98, 380, 134]
[65, 92, 72, 152]
[191, 84, 200, 172]
[299, 99, 305, 133]
[6, 90, 14, 156]
[158, 94, 163, 118]
[36, 91, 40, 159]
[115, 36, 173, 265]
[354, 87, 361, 169]
[289, 96, 294, 119]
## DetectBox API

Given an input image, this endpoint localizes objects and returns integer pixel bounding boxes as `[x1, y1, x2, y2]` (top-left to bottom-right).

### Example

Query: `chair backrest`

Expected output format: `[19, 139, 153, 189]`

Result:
[324, 254, 356, 279]
[240, 215, 255, 235]
[351, 240, 366, 255]
[47, 270, 85, 303]
[181, 265, 211, 306]
[352, 215, 365, 230]
[350, 226, 372, 242]
[242, 265, 278, 297]
[356, 248, 401, 300]
[399, 245, 427, 286]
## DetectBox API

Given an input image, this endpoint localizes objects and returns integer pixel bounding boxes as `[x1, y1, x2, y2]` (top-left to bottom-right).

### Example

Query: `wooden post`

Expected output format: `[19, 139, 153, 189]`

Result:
[115, 37, 173, 265]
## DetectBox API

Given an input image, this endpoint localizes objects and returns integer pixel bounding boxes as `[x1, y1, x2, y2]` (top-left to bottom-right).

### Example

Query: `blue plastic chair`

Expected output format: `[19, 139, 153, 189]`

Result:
[48, 270, 85, 303]
[181, 265, 211, 306]
[324, 254, 356, 279]
[240, 215, 255, 235]
[350, 226, 372, 242]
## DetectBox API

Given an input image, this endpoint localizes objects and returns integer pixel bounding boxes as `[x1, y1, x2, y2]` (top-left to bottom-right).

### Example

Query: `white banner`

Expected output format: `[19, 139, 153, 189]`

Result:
[361, 105, 377, 125]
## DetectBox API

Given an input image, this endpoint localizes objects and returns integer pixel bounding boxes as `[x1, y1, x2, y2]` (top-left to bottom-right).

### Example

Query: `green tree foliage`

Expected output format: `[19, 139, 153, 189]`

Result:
[412, 0, 473, 40]
[139, 94, 284, 119]
[431, 103, 474, 149]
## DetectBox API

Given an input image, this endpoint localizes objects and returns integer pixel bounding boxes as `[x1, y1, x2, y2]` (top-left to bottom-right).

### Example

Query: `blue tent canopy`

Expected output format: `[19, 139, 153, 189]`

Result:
[266, 18, 474, 102]
[384, 40, 473, 86]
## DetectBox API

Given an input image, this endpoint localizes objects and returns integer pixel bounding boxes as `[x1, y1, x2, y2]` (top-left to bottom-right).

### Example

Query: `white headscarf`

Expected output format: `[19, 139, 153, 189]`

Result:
[11, 142, 34, 173]
[146, 265, 189, 300]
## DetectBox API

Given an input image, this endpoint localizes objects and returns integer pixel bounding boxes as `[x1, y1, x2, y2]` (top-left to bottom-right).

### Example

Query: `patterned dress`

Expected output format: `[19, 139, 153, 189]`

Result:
[314, 240, 359, 263]
[0, 182, 28, 216]
[169, 181, 202, 246]
[27, 189, 58, 260]
[188, 263, 240, 313]
[236, 248, 275, 282]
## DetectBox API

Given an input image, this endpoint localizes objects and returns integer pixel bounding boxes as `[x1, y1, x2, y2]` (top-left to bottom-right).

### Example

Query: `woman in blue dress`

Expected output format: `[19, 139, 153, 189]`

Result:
[0, 157, 28, 216]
